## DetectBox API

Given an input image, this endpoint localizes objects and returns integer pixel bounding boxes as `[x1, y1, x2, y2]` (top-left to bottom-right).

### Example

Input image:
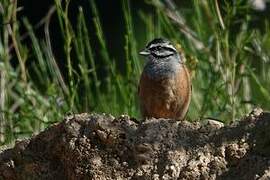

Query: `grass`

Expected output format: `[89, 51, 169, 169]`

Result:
[0, 0, 270, 145]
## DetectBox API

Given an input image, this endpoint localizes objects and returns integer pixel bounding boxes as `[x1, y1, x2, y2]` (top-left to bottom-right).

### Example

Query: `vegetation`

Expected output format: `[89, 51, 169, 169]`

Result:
[0, 0, 270, 145]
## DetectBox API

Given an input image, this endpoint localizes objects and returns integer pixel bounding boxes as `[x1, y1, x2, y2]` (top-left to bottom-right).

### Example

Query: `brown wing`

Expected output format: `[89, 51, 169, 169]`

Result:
[175, 64, 192, 120]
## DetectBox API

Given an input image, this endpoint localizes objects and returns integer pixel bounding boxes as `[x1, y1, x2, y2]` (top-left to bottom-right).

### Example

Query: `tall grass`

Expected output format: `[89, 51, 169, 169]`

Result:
[0, 0, 270, 145]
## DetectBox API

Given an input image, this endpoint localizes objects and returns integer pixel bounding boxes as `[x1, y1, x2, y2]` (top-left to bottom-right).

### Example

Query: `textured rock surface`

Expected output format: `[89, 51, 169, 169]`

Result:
[1, 108, 270, 180]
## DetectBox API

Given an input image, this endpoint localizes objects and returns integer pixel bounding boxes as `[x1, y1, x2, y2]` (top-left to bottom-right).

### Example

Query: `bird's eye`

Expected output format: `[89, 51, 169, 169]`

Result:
[149, 47, 155, 51]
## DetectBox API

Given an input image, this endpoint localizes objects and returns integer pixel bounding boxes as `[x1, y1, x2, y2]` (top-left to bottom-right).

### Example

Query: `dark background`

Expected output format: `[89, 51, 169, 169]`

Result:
[17, 0, 153, 72]
[15, 0, 270, 81]
[17, 0, 270, 59]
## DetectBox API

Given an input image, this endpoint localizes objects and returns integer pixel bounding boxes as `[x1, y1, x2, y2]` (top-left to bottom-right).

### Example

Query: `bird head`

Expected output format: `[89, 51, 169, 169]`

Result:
[139, 38, 178, 58]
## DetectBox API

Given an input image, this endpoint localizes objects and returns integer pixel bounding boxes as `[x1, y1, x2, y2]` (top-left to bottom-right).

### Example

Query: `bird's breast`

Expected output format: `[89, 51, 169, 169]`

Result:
[139, 62, 191, 119]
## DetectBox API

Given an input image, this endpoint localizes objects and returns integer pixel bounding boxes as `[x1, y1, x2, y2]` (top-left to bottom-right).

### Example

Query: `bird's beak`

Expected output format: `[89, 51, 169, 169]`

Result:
[139, 48, 150, 56]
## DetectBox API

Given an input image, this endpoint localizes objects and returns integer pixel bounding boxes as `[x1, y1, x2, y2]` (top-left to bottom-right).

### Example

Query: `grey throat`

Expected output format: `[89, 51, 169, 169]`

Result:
[143, 53, 182, 79]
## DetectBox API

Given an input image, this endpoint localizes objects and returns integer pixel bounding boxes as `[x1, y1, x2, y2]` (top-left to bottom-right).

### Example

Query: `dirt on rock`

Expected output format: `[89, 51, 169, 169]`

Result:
[1, 108, 270, 180]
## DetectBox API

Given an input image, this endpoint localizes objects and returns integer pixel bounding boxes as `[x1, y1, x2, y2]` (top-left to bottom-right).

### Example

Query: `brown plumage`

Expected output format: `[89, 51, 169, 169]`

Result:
[138, 38, 191, 120]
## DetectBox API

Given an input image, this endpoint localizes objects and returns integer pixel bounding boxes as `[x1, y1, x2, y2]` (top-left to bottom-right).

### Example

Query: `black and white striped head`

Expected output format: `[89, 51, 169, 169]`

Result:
[139, 38, 178, 58]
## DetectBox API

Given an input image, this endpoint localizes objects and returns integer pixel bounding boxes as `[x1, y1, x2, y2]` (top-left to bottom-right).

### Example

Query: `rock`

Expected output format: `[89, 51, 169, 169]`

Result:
[0, 110, 270, 179]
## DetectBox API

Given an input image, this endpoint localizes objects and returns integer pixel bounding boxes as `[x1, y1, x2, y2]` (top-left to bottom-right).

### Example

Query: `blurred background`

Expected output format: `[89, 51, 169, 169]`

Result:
[0, 0, 270, 145]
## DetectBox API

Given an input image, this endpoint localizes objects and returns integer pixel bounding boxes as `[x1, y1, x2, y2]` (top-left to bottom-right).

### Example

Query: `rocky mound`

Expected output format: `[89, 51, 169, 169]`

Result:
[1, 108, 270, 180]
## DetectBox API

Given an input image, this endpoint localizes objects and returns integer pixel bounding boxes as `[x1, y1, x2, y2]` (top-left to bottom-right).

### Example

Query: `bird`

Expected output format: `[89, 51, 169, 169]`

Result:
[138, 38, 192, 120]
